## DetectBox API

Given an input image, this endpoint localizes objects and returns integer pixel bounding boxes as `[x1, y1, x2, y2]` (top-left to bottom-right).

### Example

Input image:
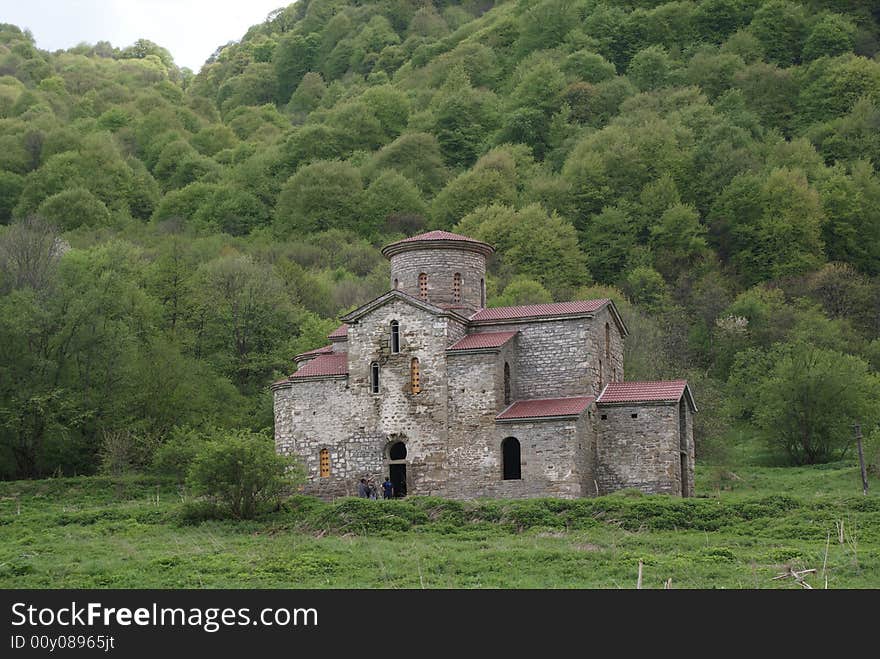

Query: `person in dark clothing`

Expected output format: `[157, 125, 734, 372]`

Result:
[382, 477, 393, 499]
[357, 478, 369, 498]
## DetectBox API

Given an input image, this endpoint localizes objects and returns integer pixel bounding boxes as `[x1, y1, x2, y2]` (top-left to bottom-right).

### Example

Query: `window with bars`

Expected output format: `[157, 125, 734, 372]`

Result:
[418, 273, 428, 300]
[453, 273, 462, 303]
[319, 449, 330, 477]
[410, 357, 421, 394]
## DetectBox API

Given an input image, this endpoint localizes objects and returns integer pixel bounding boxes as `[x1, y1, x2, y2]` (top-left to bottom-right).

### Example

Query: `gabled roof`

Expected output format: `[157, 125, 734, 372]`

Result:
[340, 289, 470, 324]
[496, 396, 595, 421]
[293, 344, 333, 363]
[328, 323, 348, 340]
[289, 353, 348, 379]
[597, 380, 697, 412]
[470, 299, 628, 336]
[381, 230, 494, 258]
[447, 331, 517, 352]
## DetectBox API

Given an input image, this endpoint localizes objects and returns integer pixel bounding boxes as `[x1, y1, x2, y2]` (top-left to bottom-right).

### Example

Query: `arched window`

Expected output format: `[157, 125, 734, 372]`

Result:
[319, 449, 330, 478]
[503, 362, 511, 406]
[418, 273, 428, 300]
[453, 272, 462, 303]
[390, 320, 400, 353]
[370, 362, 380, 393]
[605, 322, 611, 371]
[389, 441, 407, 460]
[480, 278, 486, 307]
[599, 359, 604, 390]
[502, 437, 521, 480]
[410, 357, 421, 394]
[393, 278, 398, 290]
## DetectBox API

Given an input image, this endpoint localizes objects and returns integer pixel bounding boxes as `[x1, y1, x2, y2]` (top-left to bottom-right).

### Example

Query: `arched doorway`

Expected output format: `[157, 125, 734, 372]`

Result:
[387, 440, 407, 497]
[502, 437, 521, 480]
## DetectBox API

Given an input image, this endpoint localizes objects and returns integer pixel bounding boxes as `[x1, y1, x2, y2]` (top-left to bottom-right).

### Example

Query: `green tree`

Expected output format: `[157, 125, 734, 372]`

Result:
[710, 168, 826, 283]
[627, 46, 678, 92]
[802, 14, 856, 62]
[649, 203, 708, 280]
[188, 254, 295, 392]
[748, 0, 807, 66]
[275, 160, 363, 236]
[456, 203, 588, 294]
[36, 187, 112, 230]
[274, 32, 319, 104]
[730, 342, 880, 464]
[368, 132, 449, 195]
[491, 276, 553, 307]
[361, 171, 427, 237]
[187, 429, 302, 519]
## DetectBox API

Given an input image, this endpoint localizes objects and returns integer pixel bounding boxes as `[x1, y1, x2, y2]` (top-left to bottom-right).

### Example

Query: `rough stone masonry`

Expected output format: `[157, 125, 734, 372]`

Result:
[273, 230, 697, 500]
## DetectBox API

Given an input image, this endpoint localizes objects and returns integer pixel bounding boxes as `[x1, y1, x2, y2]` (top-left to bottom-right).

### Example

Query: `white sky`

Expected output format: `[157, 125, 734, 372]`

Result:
[2, 0, 291, 71]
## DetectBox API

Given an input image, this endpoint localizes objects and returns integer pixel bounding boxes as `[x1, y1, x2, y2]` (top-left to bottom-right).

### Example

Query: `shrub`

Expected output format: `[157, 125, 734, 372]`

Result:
[186, 429, 303, 519]
[151, 427, 210, 481]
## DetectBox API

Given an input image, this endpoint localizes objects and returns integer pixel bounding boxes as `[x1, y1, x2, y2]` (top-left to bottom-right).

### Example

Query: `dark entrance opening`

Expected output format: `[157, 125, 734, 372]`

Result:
[390, 463, 407, 497]
[389, 441, 406, 460]
[502, 437, 521, 480]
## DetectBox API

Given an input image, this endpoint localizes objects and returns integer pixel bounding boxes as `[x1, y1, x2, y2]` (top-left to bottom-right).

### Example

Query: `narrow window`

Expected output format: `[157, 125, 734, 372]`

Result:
[410, 357, 421, 394]
[599, 359, 604, 390]
[503, 362, 511, 406]
[393, 278, 398, 290]
[453, 272, 462, 303]
[605, 322, 611, 370]
[319, 449, 330, 478]
[480, 278, 486, 307]
[418, 273, 428, 300]
[390, 320, 400, 354]
[502, 437, 521, 480]
[370, 361, 380, 393]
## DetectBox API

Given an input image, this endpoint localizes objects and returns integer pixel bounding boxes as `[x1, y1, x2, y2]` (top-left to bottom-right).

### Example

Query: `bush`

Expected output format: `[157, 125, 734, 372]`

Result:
[151, 427, 210, 481]
[186, 429, 303, 519]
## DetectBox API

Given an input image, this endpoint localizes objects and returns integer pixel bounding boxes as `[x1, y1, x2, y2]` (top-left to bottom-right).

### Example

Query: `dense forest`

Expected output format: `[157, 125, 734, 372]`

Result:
[1, 0, 880, 480]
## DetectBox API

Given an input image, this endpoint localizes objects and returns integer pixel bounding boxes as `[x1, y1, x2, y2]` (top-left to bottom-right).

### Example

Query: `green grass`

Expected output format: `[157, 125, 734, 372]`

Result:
[1, 463, 878, 588]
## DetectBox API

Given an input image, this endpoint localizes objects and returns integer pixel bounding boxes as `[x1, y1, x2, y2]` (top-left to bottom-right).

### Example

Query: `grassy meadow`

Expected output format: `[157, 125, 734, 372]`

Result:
[1, 461, 878, 589]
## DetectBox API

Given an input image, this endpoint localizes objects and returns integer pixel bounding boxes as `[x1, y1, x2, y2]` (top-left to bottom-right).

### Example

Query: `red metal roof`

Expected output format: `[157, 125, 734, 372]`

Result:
[294, 344, 333, 361]
[328, 323, 348, 340]
[597, 380, 688, 405]
[381, 230, 494, 257]
[471, 299, 609, 322]
[396, 230, 486, 244]
[448, 331, 517, 351]
[290, 353, 348, 378]
[496, 396, 595, 420]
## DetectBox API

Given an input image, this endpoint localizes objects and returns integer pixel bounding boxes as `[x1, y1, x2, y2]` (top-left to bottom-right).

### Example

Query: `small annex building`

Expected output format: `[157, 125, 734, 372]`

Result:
[272, 231, 697, 500]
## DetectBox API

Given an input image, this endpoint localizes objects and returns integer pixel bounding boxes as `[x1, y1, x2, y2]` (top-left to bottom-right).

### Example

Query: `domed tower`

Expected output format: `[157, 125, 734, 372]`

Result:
[381, 230, 495, 314]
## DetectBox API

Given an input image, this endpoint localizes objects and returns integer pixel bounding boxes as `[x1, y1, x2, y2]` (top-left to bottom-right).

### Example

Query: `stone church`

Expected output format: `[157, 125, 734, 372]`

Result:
[272, 230, 697, 500]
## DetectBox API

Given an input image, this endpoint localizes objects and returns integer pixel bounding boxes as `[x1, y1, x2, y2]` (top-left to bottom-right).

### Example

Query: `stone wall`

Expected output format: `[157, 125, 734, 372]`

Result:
[471, 317, 596, 399]
[335, 299, 457, 496]
[591, 305, 625, 388]
[595, 402, 683, 495]
[389, 247, 487, 313]
[481, 415, 588, 499]
[273, 378, 362, 499]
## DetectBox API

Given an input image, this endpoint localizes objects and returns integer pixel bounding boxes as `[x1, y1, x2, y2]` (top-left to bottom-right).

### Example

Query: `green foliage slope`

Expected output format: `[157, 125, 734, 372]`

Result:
[1, 1, 880, 476]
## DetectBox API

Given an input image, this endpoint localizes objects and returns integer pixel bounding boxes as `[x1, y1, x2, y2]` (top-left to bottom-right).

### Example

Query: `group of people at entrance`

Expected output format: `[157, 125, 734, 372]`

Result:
[357, 477, 406, 499]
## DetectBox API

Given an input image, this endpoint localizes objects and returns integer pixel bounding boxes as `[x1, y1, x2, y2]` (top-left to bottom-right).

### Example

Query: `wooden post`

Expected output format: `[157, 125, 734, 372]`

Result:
[854, 423, 868, 496]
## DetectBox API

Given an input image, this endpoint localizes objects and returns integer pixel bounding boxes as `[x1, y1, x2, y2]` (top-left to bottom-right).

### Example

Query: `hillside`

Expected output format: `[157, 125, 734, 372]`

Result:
[1, 1, 880, 479]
